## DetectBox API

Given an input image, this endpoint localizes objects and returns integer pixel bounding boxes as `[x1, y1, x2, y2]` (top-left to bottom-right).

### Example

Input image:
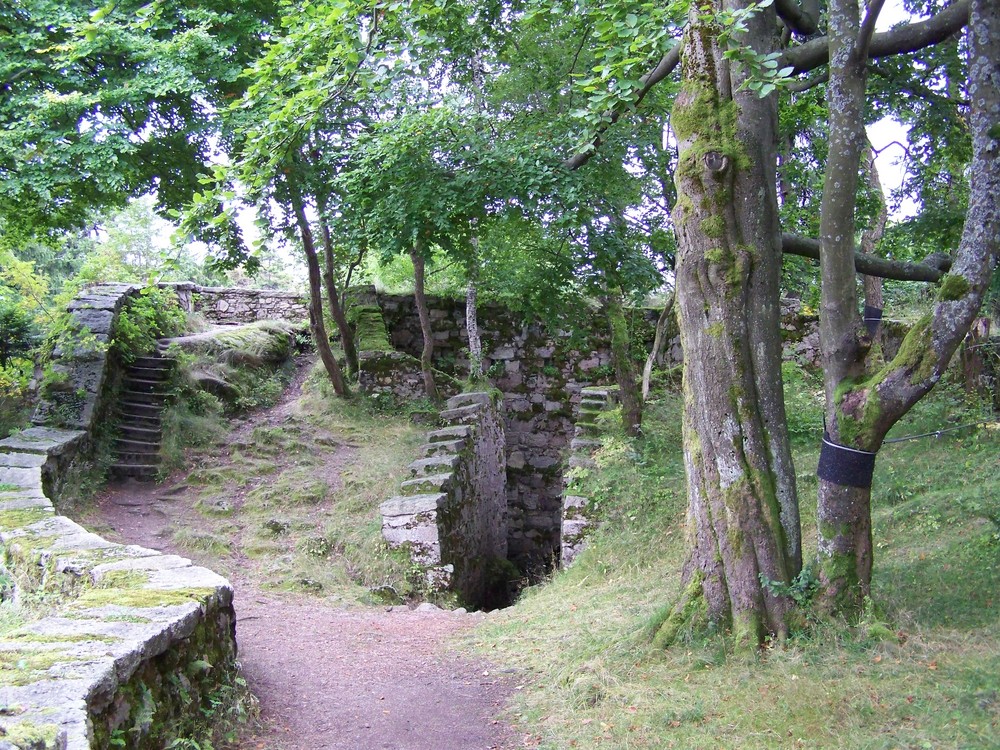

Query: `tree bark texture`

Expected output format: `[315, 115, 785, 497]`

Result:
[320, 221, 360, 378]
[606, 291, 643, 437]
[288, 184, 349, 398]
[410, 243, 440, 402]
[816, 0, 998, 615]
[654, 0, 801, 649]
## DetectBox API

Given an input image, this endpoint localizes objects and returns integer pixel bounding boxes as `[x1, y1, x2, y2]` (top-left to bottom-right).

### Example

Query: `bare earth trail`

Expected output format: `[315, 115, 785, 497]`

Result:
[84, 358, 519, 750]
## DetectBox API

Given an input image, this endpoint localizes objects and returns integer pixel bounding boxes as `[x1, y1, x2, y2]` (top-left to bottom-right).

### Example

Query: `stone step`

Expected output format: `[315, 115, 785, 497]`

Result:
[119, 412, 162, 430]
[113, 450, 162, 465]
[420, 439, 465, 458]
[570, 438, 601, 452]
[568, 455, 596, 470]
[408, 454, 460, 477]
[133, 355, 174, 369]
[380, 493, 447, 517]
[123, 378, 170, 394]
[401, 473, 454, 495]
[130, 366, 171, 381]
[581, 386, 616, 398]
[110, 463, 159, 481]
[122, 390, 168, 405]
[439, 403, 481, 424]
[575, 420, 601, 437]
[427, 425, 472, 443]
[580, 398, 608, 410]
[114, 438, 160, 454]
[445, 392, 492, 410]
[119, 425, 162, 441]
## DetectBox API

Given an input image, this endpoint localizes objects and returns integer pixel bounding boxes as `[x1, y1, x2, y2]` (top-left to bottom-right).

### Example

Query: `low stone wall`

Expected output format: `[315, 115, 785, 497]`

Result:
[0, 439, 235, 749]
[0, 284, 237, 749]
[178, 285, 308, 325]
[380, 392, 508, 608]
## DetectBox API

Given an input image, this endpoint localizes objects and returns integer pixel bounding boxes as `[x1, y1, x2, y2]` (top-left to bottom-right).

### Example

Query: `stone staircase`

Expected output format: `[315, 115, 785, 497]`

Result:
[110, 353, 174, 481]
[561, 385, 620, 565]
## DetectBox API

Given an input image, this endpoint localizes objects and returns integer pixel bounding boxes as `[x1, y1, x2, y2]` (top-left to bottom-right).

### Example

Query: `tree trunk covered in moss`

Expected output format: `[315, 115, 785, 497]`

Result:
[816, 0, 999, 616]
[319, 220, 360, 378]
[410, 242, 439, 402]
[606, 290, 642, 436]
[654, 1, 801, 650]
[288, 183, 349, 398]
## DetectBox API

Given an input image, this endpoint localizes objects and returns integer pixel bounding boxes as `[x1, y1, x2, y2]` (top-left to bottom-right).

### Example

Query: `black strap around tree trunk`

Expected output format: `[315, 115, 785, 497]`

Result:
[817, 431, 878, 488]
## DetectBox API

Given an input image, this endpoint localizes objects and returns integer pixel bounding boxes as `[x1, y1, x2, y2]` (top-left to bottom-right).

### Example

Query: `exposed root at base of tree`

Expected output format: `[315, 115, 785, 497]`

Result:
[651, 573, 707, 649]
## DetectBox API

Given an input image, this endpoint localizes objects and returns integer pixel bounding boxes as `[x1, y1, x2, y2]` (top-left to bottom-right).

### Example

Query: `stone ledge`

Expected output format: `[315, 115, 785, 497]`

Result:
[0, 449, 235, 749]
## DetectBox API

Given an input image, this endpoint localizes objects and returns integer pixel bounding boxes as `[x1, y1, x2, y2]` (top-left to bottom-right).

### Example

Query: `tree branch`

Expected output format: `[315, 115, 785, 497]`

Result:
[780, 233, 952, 281]
[782, 0, 970, 74]
[563, 42, 682, 171]
[857, 0, 886, 61]
[775, 0, 820, 36]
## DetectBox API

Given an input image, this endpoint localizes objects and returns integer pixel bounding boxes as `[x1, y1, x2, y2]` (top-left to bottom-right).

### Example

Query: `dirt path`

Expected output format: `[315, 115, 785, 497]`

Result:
[86, 358, 518, 750]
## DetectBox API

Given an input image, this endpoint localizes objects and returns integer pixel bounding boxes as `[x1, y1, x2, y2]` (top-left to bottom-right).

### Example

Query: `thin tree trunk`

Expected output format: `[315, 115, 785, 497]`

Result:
[606, 290, 642, 436]
[861, 144, 888, 343]
[466, 236, 483, 382]
[641, 290, 676, 401]
[816, 0, 999, 616]
[319, 220, 360, 377]
[653, 0, 801, 650]
[288, 183, 349, 398]
[410, 242, 439, 402]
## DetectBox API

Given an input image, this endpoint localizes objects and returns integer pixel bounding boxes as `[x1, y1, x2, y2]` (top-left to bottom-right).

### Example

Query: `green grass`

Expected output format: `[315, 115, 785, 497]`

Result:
[470, 384, 1000, 750]
[159, 361, 425, 602]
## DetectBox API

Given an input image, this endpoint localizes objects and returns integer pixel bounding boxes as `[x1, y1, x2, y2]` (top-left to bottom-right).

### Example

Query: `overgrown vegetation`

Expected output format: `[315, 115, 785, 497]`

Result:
[112, 286, 186, 365]
[471, 381, 999, 749]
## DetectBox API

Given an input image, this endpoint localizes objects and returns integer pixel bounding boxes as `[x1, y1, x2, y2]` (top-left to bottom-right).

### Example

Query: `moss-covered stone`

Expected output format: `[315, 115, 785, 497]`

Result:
[0, 508, 52, 531]
[0, 719, 61, 748]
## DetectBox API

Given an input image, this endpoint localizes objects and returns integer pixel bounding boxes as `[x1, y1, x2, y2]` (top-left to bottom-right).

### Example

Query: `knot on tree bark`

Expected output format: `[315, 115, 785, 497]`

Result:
[703, 151, 729, 173]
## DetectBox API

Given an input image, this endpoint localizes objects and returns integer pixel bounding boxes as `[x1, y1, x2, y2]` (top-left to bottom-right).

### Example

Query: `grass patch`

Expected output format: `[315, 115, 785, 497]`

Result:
[146, 358, 425, 602]
[470, 385, 1000, 749]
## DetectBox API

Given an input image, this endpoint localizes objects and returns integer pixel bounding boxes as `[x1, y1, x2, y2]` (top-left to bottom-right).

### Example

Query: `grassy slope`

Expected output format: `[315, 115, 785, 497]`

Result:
[90, 361, 427, 604]
[472, 385, 1000, 750]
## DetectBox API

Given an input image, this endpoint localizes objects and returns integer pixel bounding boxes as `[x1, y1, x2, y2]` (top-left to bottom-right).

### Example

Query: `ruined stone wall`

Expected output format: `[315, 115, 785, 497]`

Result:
[179, 285, 308, 325]
[0, 284, 238, 749]
[380, 392, 508, 607]
[377, 294, 614, 574]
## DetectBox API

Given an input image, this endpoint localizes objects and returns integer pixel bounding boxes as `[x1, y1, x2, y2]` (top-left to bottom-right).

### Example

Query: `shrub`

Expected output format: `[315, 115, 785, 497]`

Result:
[112, 286, 186, 365]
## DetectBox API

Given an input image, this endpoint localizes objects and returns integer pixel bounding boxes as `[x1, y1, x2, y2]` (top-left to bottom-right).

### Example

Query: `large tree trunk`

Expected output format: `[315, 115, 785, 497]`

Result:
[654, 0, 801, 650]
[641, 290, 675, 401]
[816, 0, 999, 616]
[410, 242, 439, 402]
[606, 290, 642, 436]
[319, 220, 360, 378]
[288, 183, 349, 398]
